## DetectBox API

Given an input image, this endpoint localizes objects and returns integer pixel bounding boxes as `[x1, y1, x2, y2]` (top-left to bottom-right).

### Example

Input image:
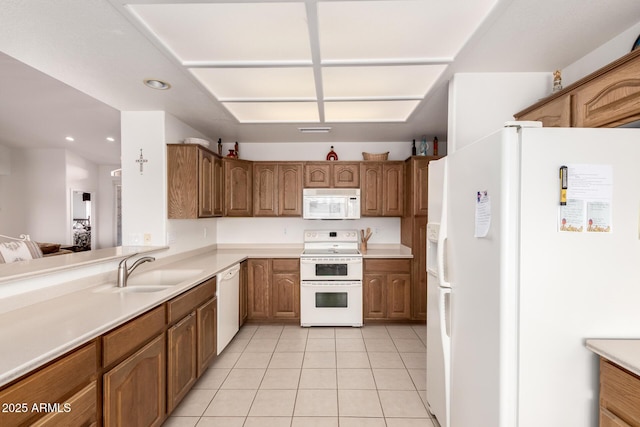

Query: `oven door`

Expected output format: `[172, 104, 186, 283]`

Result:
[300, 281, 363, 327]
[300, 257, 363, 281]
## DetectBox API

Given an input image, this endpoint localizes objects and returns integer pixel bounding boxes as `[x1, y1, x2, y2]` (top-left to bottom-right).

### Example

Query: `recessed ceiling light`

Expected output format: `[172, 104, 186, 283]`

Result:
[143, 78, 171, 90]
[298, 127, 332, 133]
[65, 136, 75, 142]
[106, 137, 115, 142]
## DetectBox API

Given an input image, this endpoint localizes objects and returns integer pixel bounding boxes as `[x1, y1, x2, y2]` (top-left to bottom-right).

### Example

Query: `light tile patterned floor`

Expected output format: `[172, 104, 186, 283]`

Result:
[163, 324, 440, 427]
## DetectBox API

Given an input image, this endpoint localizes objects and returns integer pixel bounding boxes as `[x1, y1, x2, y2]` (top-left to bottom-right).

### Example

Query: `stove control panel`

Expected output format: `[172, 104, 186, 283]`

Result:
[304, 229, 359, 242]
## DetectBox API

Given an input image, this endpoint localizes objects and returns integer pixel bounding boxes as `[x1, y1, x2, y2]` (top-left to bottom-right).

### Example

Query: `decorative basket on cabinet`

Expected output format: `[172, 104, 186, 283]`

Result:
[362, 151, 389, 161]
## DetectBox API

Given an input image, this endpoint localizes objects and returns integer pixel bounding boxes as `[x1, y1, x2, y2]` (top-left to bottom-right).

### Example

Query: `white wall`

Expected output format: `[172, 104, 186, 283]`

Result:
[97, 165, 120, 249]
[447, 72, 551, 152]
[563, 21, 640, 87]
[0, 146, 27, 236]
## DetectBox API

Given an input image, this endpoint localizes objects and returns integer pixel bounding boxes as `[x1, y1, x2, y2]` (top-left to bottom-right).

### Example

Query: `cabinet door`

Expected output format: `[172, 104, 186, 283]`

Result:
[304, 162, 331, 188]
[387, 274, 411, 319]
[254, 163, 278, 216]
[247, 259, 271, 319]
[224, 159, 253, 216]
[573, 56, 640, 127]
[197, 297, 217, 377]
[167, 313, 198, 413]
[213, 155, 224, 216]
[272, 272, 300, 319]
[412, 158, 430, 216]
[31, 381, 97, 427]
[278, 162, 303, 216]
[167, 145, 198, 219]
[383, 162, 404, 216]
[600, 408, 632, 427]
[199, 149, 215, 217]
[333, 162, 360, 188]
[103, 334, 166, 427]
[412, 217, 428, 320]
[363, 274, 386, 319]
[360, 163, 382, 216]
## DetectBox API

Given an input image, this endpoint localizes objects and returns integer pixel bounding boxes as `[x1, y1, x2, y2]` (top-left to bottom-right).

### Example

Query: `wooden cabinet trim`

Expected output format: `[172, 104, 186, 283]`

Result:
[102, 305, 166, 368]
[167, 277, 216, 324]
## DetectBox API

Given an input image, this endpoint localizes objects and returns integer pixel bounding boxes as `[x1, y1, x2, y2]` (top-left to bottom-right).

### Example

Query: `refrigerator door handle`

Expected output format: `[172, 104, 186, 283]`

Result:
[442, 288, 452, 339]
[438, 235, 451, 288]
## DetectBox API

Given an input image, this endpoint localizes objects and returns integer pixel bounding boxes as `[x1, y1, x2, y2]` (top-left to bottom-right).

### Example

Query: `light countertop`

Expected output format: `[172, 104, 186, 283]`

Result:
[586, 339, 640, 377]
[0, 243, 411, 387]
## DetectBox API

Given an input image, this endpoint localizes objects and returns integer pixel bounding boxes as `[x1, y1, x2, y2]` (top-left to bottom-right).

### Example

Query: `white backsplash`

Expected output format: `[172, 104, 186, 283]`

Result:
[216, 217, 401, 245]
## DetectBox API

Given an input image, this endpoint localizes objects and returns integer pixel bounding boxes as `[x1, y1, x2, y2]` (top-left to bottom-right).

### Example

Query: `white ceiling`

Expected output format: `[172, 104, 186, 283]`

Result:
[0, 0, 639, 166]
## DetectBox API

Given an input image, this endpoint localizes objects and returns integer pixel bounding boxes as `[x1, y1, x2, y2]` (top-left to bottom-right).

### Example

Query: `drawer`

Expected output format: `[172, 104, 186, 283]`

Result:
[0, 341, 97, 427]
[600, 358, 640, 426]
[601, 407, 632, 427]
[167, 277, 216, 324]
[103, 305, 165, 367]
[31, 381, 97, 427]
[364, 259, 411, 273]
[272, 258, 299, 273]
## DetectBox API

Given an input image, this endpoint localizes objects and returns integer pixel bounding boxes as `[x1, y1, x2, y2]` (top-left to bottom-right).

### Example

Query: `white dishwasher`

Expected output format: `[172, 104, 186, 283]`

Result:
[217, 263, 240, 355]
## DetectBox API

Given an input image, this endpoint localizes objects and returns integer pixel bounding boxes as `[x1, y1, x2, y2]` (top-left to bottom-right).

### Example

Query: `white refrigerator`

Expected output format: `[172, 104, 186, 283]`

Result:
[427, 123, 640, 427]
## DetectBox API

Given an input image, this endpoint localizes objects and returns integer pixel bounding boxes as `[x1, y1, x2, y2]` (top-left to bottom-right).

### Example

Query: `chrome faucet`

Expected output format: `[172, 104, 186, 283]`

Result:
[117, 254, 156, 287]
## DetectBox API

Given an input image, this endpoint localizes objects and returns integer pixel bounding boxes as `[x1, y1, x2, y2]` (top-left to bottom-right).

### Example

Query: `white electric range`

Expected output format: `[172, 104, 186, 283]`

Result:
[300, 229, 363, 327]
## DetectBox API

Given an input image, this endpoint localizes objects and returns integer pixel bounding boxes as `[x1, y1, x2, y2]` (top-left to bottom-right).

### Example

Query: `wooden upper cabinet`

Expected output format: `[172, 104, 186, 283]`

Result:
[213, 155, 224, 216]
[224, 158, 253, 217]
[304, 162, 331, 187]
[573, 54, 640, 127]
[198, 149, 215, 217]
[361, 162, 382, 216]
[515, 48, 640, 128]
[167, 144, 222, 219]
[304, 162, 359, 188]
[516, 95, 571, 127]
[278, 163, 303, 216]
[254, 162, 303, 216]
[254, 163, 278, 216]
[404, 156, 430, 216]
[333, 162, 360, 187]
[383, 162, 404, 216]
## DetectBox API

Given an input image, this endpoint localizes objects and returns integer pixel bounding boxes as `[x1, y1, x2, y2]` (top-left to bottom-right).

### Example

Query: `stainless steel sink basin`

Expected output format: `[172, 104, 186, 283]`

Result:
[125, 268, 204, 287]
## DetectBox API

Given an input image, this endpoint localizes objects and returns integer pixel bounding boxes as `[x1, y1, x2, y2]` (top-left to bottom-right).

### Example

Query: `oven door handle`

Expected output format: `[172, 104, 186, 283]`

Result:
[301, 281, 363, 287]
[300, 258, 363, 264]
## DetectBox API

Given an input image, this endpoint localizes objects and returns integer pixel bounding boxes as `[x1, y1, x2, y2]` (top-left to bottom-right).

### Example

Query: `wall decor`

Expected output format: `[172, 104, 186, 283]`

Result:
[326, 146, 338, 160]
[136, 148, 148, 174]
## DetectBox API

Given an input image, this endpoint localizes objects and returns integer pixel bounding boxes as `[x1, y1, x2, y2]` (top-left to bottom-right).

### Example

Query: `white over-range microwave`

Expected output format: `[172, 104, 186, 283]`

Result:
[302, 188, 361, 220]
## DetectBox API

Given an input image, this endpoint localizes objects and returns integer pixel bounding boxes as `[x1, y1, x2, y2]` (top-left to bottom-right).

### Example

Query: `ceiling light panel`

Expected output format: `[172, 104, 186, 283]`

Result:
[324, 100, 420, 122]
[317, 0, 498, 61]
[322, 65, 447, 98]
[223, 102, 320, 123]
[129, 2, 312, 62]
[190, 67, 317, 100]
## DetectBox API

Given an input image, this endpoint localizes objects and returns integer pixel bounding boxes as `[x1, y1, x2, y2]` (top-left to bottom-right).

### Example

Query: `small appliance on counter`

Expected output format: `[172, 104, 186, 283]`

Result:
[300, 229, 363, 327]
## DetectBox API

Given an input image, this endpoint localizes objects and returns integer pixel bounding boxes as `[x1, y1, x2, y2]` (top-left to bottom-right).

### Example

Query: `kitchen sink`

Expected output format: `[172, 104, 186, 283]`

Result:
[125, 268, 204, 287]
[94, 285, 172, 294]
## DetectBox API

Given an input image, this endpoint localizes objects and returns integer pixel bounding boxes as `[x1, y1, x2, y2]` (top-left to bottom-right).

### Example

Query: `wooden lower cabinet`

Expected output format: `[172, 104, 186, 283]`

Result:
[363, 259, 411, 321]
[0, 341, 98, 427]
[239, 260, 248, 327]
[247, 258, 300, 321]
[167, 313, 197, 413]
[103, 334, 166, 427]
[600, 358, 640, 426]
[197, 297, 218, 377]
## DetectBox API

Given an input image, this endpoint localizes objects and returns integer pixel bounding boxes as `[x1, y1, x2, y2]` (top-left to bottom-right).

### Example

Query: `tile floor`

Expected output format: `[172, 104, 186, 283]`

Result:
[163, 323, 440, 427]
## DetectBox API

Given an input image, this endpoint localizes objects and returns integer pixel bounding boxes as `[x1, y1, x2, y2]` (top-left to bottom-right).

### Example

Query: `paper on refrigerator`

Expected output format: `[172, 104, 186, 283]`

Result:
[558, 164, 612, 233]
